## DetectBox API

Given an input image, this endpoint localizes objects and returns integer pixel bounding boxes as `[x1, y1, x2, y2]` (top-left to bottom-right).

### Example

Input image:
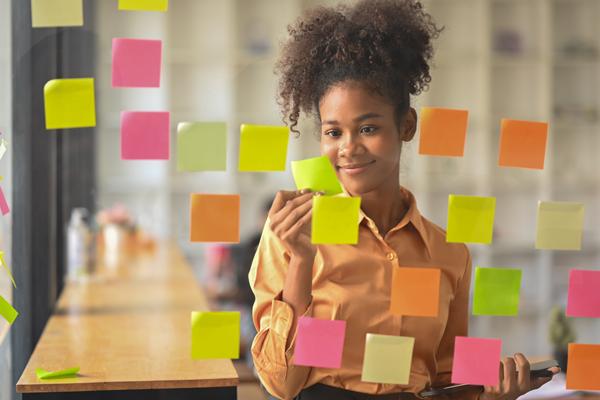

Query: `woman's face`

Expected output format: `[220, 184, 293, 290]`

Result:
[319, 81, 416, 196]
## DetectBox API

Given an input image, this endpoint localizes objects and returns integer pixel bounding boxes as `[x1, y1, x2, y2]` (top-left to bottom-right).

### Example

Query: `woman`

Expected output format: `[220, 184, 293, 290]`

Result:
[249, 1, 560, 399]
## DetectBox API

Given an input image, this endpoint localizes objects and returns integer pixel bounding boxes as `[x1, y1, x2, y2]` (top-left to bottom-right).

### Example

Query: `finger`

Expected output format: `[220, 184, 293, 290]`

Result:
[514, 353, 531, 392]
[269, 190, 305, 216]
[503, 357, 518, 395]
[269, 192, 313, 226]
[276, 199, 313, 238]
[498, 360, 504, 389]
[285, 209, 313, 242]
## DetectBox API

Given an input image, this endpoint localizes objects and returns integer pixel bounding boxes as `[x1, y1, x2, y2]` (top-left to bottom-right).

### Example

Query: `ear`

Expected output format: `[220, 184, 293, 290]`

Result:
[400, 107, 417, 142]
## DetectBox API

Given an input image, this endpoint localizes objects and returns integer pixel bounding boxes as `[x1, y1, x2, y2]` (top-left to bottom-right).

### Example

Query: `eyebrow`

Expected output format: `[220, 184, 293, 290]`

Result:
[321, 112, 384, 126]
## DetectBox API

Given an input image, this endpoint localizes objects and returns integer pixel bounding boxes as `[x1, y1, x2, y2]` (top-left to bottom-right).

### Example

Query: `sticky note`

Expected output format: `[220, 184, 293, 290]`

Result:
[177, 122, 227, 171]
[0, 139, 7, 161]
[121, 111, 170, 160]
[118, 0, 169, 11]
[361, 334, 414, 385]
[536, 201, 584, 250]
[44, 78, 96, 130]
[0, 295, 18, 324]
[390, 267, 441, 317]
[291, 156, 343, 196]
[473, 267, 522, 316]
[446, 195, 496, 244]
[312, 196, 361, 244]
[566, 269, 600, 318]
[418, 107, 469, 157]
[238, 124, 289, 171]
[451, 336, 502, 386]
[0, 186, 9, 216]
[36, 367, 80, 380]
[190, 194, 240, 243]
[31, 0, 83, 27]
[0, 252, 16, 288]
[293, 317, 346, 369]
[566, 343, 600, 390]
[191, 311, 240, 359]
[498, 119, 548, 169]
[112, 38, 162, 88]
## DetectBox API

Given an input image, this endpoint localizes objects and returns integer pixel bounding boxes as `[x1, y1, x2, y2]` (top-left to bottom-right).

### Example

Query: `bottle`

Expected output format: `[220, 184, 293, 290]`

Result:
[67, 208, 91, 281]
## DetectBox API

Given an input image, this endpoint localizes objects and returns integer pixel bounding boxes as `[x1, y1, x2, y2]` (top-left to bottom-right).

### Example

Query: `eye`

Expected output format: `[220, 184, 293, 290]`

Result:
[360, 126, 378, 135]
[324, 129, 342, 138]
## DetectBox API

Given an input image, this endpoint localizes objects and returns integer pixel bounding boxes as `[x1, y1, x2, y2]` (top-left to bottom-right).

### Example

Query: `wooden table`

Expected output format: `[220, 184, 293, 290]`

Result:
[16, 243, 239, 399]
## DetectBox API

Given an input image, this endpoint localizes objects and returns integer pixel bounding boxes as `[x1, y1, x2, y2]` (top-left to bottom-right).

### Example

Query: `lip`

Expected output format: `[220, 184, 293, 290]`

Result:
[338, 160, 375, 175]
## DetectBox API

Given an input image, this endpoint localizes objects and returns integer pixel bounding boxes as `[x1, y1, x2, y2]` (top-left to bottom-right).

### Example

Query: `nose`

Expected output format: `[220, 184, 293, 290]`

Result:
[339, 132, 366, 157]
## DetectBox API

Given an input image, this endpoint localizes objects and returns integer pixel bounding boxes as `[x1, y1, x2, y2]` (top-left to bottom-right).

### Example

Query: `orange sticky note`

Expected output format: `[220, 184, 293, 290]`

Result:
[498, 119, 548, 169]
[190, 194, 240, 243]
[418, 107, 468, 157]
[390, 267, 440, 317]
[566, 343, 600, 390]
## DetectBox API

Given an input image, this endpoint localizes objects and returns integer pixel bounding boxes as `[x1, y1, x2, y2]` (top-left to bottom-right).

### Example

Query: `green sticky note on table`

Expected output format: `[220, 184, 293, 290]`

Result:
[118, 0, 169, 11]
[312, 196, 361, 244]
[536, 201, 584, 250]
[31, 0, 83, 28]
[473, 267, 522, 316]
[0, 252, 16, 288]
[361, 334, 414, 385]
[177, 122, 227, 171]
[447, 195, 496, 244]
[191, 311, 240, 359]
[0, 295, 18, 324]
[36, 367, 80, 380]
[291, 156, 343, 195]
[44, 78, 96, 130]
[238, 124, 289, 171]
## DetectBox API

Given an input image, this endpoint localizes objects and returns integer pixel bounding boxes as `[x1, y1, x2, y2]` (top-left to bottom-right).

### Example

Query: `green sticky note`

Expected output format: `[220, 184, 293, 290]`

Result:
[118, 0, 169, 11]
[191, 311, 240, 359]
[177, 122, 227, 171]
[36, 367, 80, 380]
[0, 252, 16, 288]
[536, 201, 584, 250]
[312, 196, 361, 244]
[473, 267, 522, 316]
[0, 295, 18, 325]
[362, 334, 414, 384]
[31, 0, 83, 28]
[238, 124, 289, 171]
[291, 156, 343, 196]
[44, 78, 96, 130]
[446, 195, 496, 244]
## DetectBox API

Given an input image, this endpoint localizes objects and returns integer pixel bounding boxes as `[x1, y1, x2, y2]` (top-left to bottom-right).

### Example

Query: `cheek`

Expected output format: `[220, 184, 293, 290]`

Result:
[320, 141, 338, 165]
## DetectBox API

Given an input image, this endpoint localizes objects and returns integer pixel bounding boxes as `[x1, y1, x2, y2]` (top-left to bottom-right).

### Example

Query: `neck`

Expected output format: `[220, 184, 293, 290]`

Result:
[358, 180, 408, 236]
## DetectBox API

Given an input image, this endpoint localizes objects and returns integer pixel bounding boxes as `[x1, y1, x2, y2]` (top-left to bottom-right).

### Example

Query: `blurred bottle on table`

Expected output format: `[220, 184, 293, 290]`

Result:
[66, 207, 93, 281]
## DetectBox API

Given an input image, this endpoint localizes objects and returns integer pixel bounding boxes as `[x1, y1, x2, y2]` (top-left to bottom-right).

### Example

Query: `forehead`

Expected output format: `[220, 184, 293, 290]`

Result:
[319, 81, 393, 117]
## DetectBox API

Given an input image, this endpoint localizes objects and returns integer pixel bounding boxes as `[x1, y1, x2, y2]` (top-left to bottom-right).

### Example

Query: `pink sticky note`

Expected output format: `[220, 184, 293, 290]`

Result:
[567, 269, 600, 318]
[451, 336, 501, 386]
[121, 111, 170, 160]
[293, 317, 346, 369]
[112, 38, 162, 88]
[0, 186, 9, 216]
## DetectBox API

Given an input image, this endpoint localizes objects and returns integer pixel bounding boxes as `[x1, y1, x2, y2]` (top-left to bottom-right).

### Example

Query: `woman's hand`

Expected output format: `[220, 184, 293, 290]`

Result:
[268, 189, 319, 262]
[478, 353, 561, 400]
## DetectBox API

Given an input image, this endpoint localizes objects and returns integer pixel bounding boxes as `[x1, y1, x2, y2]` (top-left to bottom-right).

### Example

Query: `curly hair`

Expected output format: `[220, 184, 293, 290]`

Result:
[275, 0, 442, 135]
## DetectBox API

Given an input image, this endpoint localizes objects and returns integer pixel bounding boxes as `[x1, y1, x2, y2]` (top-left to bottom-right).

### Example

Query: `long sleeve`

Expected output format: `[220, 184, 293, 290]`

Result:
[248, 221, 313, 400]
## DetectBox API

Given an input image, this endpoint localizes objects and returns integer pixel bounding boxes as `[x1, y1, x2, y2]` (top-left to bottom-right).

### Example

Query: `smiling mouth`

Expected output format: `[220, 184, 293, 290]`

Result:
[337, 160, 376, 173]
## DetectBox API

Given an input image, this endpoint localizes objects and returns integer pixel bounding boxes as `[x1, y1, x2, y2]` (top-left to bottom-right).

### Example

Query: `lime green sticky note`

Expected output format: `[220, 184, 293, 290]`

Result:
[473, 267, 522, 316]
[191, 311, 240, 359]
[177, 122, 227, 172]
[36, 367, 80, 380]
[44, 78, 96, 130]
[291, 156, 343, 196]
[362, 334, 414, 384]
[0, 252, 16, 288]
[238, 124, 289, 171]
[312, 196, 361, 244]
[31, 0, 83, 28]
[0, 295, 18, 325]
[118, 0, 169, 11]
[446, 195, 496, 244]
[536, 201, 585, 250]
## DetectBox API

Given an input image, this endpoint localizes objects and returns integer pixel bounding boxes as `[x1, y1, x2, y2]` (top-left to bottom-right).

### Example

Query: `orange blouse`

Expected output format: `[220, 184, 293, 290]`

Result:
[249, 187, 481, 400]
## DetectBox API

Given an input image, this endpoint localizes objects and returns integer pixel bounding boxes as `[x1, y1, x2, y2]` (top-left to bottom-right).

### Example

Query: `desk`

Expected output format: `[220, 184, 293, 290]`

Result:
[16, 244, 239, 399]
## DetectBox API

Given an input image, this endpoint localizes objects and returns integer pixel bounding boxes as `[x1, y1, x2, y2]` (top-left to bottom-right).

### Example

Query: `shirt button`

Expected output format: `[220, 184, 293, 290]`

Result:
[387, 252, 396, 261]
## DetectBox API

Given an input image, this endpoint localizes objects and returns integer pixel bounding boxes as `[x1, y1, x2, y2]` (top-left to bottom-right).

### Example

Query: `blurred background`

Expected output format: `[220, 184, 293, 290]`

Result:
[2, 0, 600, 399]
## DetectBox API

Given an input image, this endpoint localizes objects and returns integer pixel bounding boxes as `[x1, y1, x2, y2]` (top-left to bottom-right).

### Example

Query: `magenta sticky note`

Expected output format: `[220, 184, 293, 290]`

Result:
[567, 269, 600, 318]
[0, 186, 9, 216]
[293, 316, 346, 369]
[451, 336, 501, 386]
[112, 38, 162, 88]
[121, 111, 170, 160]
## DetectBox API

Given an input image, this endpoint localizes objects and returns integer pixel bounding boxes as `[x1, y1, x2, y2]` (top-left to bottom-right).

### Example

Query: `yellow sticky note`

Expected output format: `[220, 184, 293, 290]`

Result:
[312, 196, 361, 244]
[191, 311, 240, 359]
[44, 78, 96, 130]
[536, 201, 584, 250]
[0, 252, 16, 288]
[447, 195, 496, 244]
[238, 124, 289, 171]
[31, 0, 83, 28]
[36, 367, 80, 380]
[0, 295, 18, 325]
[362, 334, 414, 384]
[118, 0, 169, 11]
